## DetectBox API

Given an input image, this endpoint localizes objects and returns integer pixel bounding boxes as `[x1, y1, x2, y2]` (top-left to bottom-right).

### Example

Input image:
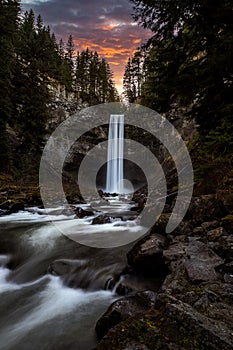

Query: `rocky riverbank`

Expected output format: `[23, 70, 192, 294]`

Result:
[94, 192, 233, 349]
[1, 178, 233, 349]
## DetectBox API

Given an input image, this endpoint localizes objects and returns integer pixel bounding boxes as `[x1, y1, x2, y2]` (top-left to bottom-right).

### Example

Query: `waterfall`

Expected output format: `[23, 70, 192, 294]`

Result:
[106, 114, 125, 194]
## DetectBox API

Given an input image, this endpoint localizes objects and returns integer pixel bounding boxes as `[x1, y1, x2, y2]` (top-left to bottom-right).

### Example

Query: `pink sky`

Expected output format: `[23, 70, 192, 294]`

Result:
[21, 0, 151, 94]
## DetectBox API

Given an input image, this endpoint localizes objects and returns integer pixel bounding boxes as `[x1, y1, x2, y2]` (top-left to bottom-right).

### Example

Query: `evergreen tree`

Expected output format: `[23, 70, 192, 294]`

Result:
[75, 49, 90, 101]
[58, 39, 65, 57]
[75, 49, 118, 104]
[66, 34, 75, 62]
[55, 38, 73, 90]
[131, 51, 143, 98]
[131, 0, 233, 136]
[64, 34, 75, 90]
[123, 58, 134, 102]
[130, 0, 233, 185]
[13, 10, 52, 151]
[89, 51, 99, 104]
[0, 4, 119, 178]
[123, 52, 144, 102]
[0, 0, 20, 169]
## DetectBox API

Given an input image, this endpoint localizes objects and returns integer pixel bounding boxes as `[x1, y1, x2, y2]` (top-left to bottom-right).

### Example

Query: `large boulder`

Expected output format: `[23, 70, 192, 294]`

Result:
[96, 291, 157, 341]
[127, 233, 168, 276]
[48, 259, 86, 276]
[163, 239, 223, 283]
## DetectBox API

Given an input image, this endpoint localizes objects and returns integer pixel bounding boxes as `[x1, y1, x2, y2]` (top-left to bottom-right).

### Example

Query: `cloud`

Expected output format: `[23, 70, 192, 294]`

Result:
[21, 0, 151, 93]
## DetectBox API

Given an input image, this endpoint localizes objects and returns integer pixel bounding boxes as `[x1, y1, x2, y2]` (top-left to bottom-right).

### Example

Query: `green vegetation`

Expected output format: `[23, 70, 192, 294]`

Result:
[0, 1, 119, 185]
[0, 0, 20, 170]
[124, 0, 233, 191]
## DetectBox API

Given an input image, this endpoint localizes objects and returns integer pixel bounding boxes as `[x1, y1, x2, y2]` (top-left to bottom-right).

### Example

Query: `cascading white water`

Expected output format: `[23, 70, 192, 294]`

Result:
[106, 114, 125, 194]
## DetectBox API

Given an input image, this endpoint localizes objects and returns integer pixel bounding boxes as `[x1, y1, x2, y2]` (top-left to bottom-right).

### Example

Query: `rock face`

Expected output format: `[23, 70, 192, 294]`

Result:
[187, 195, 227, 224]
[96, 294, 233, 350]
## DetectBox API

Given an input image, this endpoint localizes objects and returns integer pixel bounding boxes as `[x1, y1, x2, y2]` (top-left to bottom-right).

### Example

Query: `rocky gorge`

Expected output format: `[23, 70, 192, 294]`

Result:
[1, 183, 233, 349]
[1, 100, 233, 349]
[1, 173, 233, 350]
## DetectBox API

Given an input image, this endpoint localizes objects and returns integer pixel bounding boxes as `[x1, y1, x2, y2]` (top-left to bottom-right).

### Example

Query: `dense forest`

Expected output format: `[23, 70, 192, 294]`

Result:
[1, 1, 233, 349]
[0, 0, 118, 180]
[1, 0, 233, 194]
[123, 0, 233, 191]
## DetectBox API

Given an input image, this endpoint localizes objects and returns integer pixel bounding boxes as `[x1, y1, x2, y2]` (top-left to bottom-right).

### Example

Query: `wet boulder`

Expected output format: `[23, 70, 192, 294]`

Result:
[48, 259, 124, 291]
[0, 200, 12, 211]
[0, 208, 7, 216]
[74, 207, 94, 218]
[106, 273, 162, 296]
[48, 259, 86, 276]
[127, 233, 167, 276]
[96, 291, 157, 341]
[92, 215, 111, 225]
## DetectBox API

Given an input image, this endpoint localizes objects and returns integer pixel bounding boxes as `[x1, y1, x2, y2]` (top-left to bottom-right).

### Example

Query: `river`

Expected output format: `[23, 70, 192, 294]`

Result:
[0, 200, 140, 350]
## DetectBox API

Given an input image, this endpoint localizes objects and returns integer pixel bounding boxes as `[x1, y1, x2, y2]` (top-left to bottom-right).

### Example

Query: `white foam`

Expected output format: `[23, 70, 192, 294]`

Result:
[25, 223, 63, 248]
[0, 254, 10, 266]
[0, 276, 113, 349]
[0, 266, 49, 293]
[51, 217, 141, 237]
[24, 217, 90, 249]
[0, 208, 76, 224]
[0, 212, 69, 224]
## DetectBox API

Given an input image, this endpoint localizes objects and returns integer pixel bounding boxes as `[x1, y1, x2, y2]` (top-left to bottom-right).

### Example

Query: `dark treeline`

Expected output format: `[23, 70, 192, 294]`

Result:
[123, 0, 233, 186]
[0, 0, 118, 173]
[75, 49, 118, 105]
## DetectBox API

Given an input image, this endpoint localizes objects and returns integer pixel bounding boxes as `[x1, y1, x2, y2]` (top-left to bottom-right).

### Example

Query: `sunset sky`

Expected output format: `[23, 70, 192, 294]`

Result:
[21, 0, 151, 94]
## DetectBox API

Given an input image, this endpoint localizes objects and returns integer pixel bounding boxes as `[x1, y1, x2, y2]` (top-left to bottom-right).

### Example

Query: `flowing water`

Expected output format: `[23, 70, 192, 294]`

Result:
[0, 201, 140, 350]
[106, 114, 125, 194]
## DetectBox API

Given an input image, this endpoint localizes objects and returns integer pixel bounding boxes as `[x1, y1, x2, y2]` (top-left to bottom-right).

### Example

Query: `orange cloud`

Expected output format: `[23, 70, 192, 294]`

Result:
[98, 25, 116, 31]
[108, 61, 121, 66]
[73, 35, 149, 94]
[22, 0, 152, 94]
